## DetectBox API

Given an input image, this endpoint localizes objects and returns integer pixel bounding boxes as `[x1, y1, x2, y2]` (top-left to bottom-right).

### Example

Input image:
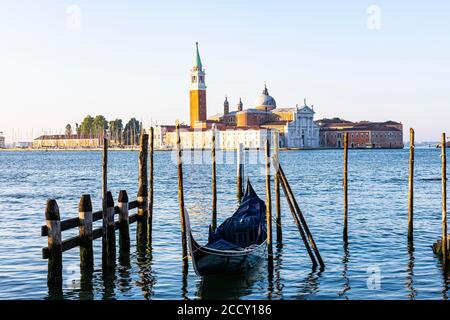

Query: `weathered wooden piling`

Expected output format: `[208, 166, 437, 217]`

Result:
[343, 132, 349, 243]
[102, 134, 108, 221]
[442, 133, 448, 265]
[265, 135, 273, 261]
[118, 190, 130, 251]
[101, 132, 110, 268]
[45, 199, 62, 287]
[211, 126, 217, 231]
[276, 161, 325, 269]
[408, 128, 415, 241]
[275, 160, 317, 268]
[102, 191, 116, 266]
[79, 194, 93, 272]
[237, 143, 244, 202]
[137, 133, 149, 245]
[176, 122, 188, 269]
[273, 131, 282, 244]
[148, 127, 154, 244]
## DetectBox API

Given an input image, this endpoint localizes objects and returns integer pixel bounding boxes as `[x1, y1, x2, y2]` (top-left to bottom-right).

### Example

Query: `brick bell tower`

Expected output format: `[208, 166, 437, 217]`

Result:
[190, 42, 207, 127]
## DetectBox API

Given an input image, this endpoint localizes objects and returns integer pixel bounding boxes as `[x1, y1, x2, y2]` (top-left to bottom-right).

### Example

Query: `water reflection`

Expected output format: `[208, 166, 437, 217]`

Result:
[196, 262, 264, 299]
[442, 267, 449, 300]
[338, 242, 351, 299]
[101, 262, 116, 299]
[46, 282, 63, 300]
[135, 244, 155, 300]
[181, 263, 188, 300]
[295, 269, 322, 299]
[271, 244, 284, 299]
[117, 242, 132, 296]
[79, 268, 94, 300]
[267, 253, 274, 299]
[405, 241, 417, 299]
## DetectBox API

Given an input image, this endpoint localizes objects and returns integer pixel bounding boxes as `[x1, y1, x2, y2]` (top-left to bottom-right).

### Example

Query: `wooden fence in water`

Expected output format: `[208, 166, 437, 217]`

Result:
[41, 129, 154, 287]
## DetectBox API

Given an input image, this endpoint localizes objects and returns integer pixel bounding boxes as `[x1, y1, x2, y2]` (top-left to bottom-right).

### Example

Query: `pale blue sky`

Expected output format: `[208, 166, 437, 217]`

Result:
[0, 1, 449, 142]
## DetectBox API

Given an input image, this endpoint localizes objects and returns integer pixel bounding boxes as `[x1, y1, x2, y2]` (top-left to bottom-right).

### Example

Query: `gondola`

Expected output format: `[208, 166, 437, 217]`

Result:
[184, 180, 267, 276]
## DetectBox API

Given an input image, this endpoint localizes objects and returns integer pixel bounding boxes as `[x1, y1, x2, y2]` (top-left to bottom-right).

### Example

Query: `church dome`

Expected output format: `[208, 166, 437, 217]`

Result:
[254, 84, 276, 110]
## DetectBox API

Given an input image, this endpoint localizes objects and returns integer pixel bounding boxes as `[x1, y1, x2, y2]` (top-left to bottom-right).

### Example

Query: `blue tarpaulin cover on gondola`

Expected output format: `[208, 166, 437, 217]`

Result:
[184, 179, 268, 275]
[206, 181, 267, 251]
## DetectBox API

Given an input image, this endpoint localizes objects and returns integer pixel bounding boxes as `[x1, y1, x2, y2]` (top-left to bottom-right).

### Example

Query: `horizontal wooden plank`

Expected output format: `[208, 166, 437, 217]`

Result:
[129, 201, 138, 210]
[41, 202, 140, 258]
[41, 225, 47, 237]
[62, 235, 81, 252]
[93, 227, 103, 241]
[41, 200, 137, 236]
[129, 213, 138, 224]
[41, 217, 80, 236]
[42, 235, 80, 259]
[92, 210, 102, 222]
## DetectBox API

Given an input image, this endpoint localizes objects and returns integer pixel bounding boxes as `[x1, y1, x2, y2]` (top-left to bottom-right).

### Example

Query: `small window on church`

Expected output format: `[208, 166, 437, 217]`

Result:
[200, 76, 204, 83]
[192, 76, 196, 82]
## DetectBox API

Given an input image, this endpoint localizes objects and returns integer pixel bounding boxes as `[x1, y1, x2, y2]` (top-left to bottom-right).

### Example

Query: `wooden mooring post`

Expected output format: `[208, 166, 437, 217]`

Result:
[79, 194, 93, 272]
[237, 143, 244, 202]
[102, 134, 108, 223]
[442, 133, 448, 265]
[274, 160, 317, 269]
[265, 134, 273, 264]
[45, 199, 62, 287]
[149, 127, 154, 244]
[102, 191, 116, 266]
[118, 190, 130, 251]
[212, 126, 217, 231]
[137, 133, 149, 245]
[343, 132, 349, 243]
[273, 131, 282, 244]
[408, 128, 415, 241]
[176, 122, 188, 270]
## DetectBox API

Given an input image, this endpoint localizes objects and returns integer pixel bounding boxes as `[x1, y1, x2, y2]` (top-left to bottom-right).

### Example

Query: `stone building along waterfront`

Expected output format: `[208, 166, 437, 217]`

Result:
[30, 43, 404, 150]
[0, 132, 5, 149]
[32, 135, 103, 148]
[156, 43, 320, 150]
[317, 118, 404, 148]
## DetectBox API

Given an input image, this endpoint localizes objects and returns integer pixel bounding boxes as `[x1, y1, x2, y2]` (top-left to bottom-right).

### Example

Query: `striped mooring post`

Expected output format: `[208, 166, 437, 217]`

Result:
[45, 199, 62, 287]
[79, 194, 93, 272]
[408, 128, 415, 241]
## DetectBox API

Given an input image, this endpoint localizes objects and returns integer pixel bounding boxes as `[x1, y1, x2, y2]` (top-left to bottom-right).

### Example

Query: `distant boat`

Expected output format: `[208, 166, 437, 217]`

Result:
[184, 180, 267, 276]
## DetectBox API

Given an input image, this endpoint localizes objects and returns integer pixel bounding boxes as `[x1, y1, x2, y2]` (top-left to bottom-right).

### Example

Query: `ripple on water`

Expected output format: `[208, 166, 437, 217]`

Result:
[0, 149, 448, 299]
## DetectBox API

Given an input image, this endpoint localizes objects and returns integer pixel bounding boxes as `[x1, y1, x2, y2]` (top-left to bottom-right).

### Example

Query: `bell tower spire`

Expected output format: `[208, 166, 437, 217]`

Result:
[224, 96, 229, 115]
[190, 42, 207, 127]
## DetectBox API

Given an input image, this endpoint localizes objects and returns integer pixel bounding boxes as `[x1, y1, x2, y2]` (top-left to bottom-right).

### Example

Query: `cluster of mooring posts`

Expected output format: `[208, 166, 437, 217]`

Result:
[42, 129, 155, 288]
[174, 122, 325, 273]
[406, 130, 448, 265]
[342, 129, 449, 264]
[427, 132, 449, 265]
[42, 123, 449, 289]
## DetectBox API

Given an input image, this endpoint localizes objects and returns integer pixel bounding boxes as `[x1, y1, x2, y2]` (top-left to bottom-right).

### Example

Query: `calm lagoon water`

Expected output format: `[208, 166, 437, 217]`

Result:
[0, 148, 448, 300]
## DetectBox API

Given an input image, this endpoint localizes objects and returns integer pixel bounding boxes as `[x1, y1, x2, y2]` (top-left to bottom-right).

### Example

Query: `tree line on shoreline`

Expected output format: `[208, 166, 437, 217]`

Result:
[64, 115, 142, 145]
